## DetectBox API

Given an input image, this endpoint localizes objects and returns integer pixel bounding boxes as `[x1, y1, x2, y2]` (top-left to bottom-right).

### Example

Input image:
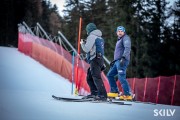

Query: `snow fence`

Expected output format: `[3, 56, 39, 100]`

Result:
[18, 32, 180, 106]
[18, 32, 110, 95]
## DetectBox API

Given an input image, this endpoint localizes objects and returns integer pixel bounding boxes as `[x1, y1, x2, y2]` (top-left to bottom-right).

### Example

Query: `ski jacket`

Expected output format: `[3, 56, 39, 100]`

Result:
[114, 34, 131, 61]
[81, 29, 104, 62]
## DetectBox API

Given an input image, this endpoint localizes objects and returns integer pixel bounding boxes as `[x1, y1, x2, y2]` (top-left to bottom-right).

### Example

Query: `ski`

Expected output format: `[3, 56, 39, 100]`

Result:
[52, 95, 132, 105]
[52, 95, 94, 102]
[108, 97, 156, 105]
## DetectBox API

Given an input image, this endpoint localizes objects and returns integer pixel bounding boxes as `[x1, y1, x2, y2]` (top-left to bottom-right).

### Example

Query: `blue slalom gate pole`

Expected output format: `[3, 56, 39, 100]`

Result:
[71, 51, 75, 95]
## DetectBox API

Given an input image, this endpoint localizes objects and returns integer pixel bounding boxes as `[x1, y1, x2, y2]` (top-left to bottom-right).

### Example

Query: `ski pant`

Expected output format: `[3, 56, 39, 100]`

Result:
[107, 59, 131, 95]
[86, 57, 107, 97]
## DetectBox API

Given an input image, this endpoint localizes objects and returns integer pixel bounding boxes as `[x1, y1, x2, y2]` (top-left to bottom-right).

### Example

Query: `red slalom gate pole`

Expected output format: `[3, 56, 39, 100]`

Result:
[132, 77, 136, 94]
[75, 17, 82, 95]
[156, 76, 161, 104]
[143, 77, 148, 102]
[171, 75, 177, 105]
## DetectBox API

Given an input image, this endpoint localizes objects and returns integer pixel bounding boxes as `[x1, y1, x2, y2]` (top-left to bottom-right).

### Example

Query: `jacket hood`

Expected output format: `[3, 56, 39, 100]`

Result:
[90, 29, 102, 37]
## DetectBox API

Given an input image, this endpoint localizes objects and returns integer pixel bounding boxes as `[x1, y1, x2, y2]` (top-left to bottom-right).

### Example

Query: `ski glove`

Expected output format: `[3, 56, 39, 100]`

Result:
[101, 63, 106, 71]
[110, 60, 116, 67]
[120, 57, 125, 67]
[80, 39, 84, 44]
[80, 39, 86, 44]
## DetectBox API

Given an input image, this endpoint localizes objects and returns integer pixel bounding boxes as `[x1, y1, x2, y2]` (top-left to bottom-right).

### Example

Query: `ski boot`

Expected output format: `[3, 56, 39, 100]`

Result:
[94, 95, 107, 101]
[119, 95, 133, 101]
[82, 94, 96, 99]
[107, 92, 119, 98]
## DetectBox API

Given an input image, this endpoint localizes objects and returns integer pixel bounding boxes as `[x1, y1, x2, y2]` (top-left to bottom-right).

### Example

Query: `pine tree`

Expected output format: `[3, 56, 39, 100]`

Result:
[134, 0, 170, 77]
[63, 0, 85, 50]
[106, 0, 139, 77]
[160, 0, 180, 76]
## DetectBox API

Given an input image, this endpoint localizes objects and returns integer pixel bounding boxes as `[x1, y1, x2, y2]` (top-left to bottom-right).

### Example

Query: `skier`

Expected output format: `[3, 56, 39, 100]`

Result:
[80, 23, 107, 100]
[107, 26, 132, 100]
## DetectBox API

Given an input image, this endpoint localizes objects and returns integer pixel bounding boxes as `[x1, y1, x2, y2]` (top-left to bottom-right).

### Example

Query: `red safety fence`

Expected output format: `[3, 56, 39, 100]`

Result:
[125, 76, 180, 106]
[18, 32, 110, 94]
[18, 32, 180, 106]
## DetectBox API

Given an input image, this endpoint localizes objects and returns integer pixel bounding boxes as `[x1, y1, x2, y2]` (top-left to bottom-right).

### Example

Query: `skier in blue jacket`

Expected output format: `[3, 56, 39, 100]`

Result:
[107, 26, 132, 100]
[80, 23, 107, 100]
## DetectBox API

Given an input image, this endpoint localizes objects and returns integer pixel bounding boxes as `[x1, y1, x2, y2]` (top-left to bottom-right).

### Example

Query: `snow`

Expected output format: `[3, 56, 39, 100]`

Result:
[0, 46, 180, 120]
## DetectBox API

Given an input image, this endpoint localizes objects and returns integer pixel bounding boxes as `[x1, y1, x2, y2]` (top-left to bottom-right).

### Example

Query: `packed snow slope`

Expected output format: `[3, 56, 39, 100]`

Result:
[0, 46, 179, 120]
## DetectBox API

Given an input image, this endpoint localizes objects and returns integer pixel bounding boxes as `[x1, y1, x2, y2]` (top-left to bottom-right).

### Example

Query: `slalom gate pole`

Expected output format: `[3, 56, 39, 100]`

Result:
[156, 76, 161, 104]
[75, 17, 82, 95]
[132, 77, 136, 94]
[171, 75, 177, 105]
[71, 51, 75, 95]
[143, 77, 148, 102]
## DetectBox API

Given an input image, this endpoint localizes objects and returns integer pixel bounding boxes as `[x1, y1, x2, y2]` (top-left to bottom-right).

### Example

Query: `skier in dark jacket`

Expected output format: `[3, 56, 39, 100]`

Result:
[80, 23, 107, 100]
[107, 26, 132, 100]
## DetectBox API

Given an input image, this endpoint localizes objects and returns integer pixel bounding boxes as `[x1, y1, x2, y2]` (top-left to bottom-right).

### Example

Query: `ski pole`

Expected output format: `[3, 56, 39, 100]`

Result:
[71, 51, 75, 95]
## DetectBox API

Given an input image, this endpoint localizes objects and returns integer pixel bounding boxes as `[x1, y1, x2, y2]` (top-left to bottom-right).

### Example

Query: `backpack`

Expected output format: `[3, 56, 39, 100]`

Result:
[86, 37, 104, 62]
